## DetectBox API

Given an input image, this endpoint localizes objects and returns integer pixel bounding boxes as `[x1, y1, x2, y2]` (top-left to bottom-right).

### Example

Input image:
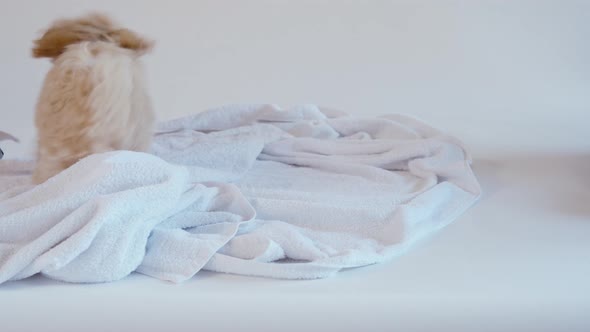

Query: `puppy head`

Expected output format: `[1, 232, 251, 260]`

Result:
[32, 13, 153, 59]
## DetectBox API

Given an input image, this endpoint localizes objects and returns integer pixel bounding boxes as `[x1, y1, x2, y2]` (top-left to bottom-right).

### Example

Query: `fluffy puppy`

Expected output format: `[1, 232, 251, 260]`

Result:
[31, 13, 155, 184]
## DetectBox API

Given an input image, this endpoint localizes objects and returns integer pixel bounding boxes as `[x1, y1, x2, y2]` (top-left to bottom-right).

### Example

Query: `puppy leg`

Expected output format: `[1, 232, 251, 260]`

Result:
[32, 142, 101, 184]
[32, 157, 66, 184]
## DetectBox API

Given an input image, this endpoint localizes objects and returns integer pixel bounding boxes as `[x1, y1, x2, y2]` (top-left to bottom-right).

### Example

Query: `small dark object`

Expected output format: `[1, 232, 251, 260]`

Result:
[0, 131, 19, 160]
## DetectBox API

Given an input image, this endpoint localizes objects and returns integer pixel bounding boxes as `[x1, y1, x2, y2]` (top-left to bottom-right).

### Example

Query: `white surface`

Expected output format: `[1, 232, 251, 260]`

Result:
[0, 0, 589, 158]
[1, 155, 589, 331]
[0, 0, 589, 331]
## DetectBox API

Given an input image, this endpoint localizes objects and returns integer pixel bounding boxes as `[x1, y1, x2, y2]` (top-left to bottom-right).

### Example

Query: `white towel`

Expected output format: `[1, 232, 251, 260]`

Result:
[0, 104, 480, 284]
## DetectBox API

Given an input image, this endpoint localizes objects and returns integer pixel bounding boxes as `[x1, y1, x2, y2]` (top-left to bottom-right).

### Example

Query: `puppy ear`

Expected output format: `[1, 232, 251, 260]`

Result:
[109, 29, 154, 54]
[32, 27, 84, 58]
[31, 13, 116, 59]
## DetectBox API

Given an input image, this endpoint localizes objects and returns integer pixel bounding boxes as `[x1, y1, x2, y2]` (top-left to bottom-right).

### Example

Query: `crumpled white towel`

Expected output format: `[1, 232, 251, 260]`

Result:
[0, 104, 480, 284]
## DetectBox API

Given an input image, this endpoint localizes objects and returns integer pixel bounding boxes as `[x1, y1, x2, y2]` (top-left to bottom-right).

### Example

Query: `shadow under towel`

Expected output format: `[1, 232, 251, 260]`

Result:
[0, 104, 481, 284]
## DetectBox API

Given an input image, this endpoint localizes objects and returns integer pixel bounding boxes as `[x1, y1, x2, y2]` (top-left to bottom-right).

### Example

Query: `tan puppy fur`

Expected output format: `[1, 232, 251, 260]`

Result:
[32, 13, 155, 184]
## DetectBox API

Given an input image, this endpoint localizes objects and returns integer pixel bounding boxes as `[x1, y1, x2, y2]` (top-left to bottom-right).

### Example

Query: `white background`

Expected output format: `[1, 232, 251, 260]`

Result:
[1, 1, 589, 331]
[0, 0, 588, 158]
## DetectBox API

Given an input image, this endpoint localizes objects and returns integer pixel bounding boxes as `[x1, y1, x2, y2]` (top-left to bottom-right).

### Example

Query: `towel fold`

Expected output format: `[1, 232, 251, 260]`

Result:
[0, 104, 480, 284]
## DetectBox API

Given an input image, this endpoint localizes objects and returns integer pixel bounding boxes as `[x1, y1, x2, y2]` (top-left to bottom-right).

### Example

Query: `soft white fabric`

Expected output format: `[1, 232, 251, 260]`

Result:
[0, 104, 480, 284]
